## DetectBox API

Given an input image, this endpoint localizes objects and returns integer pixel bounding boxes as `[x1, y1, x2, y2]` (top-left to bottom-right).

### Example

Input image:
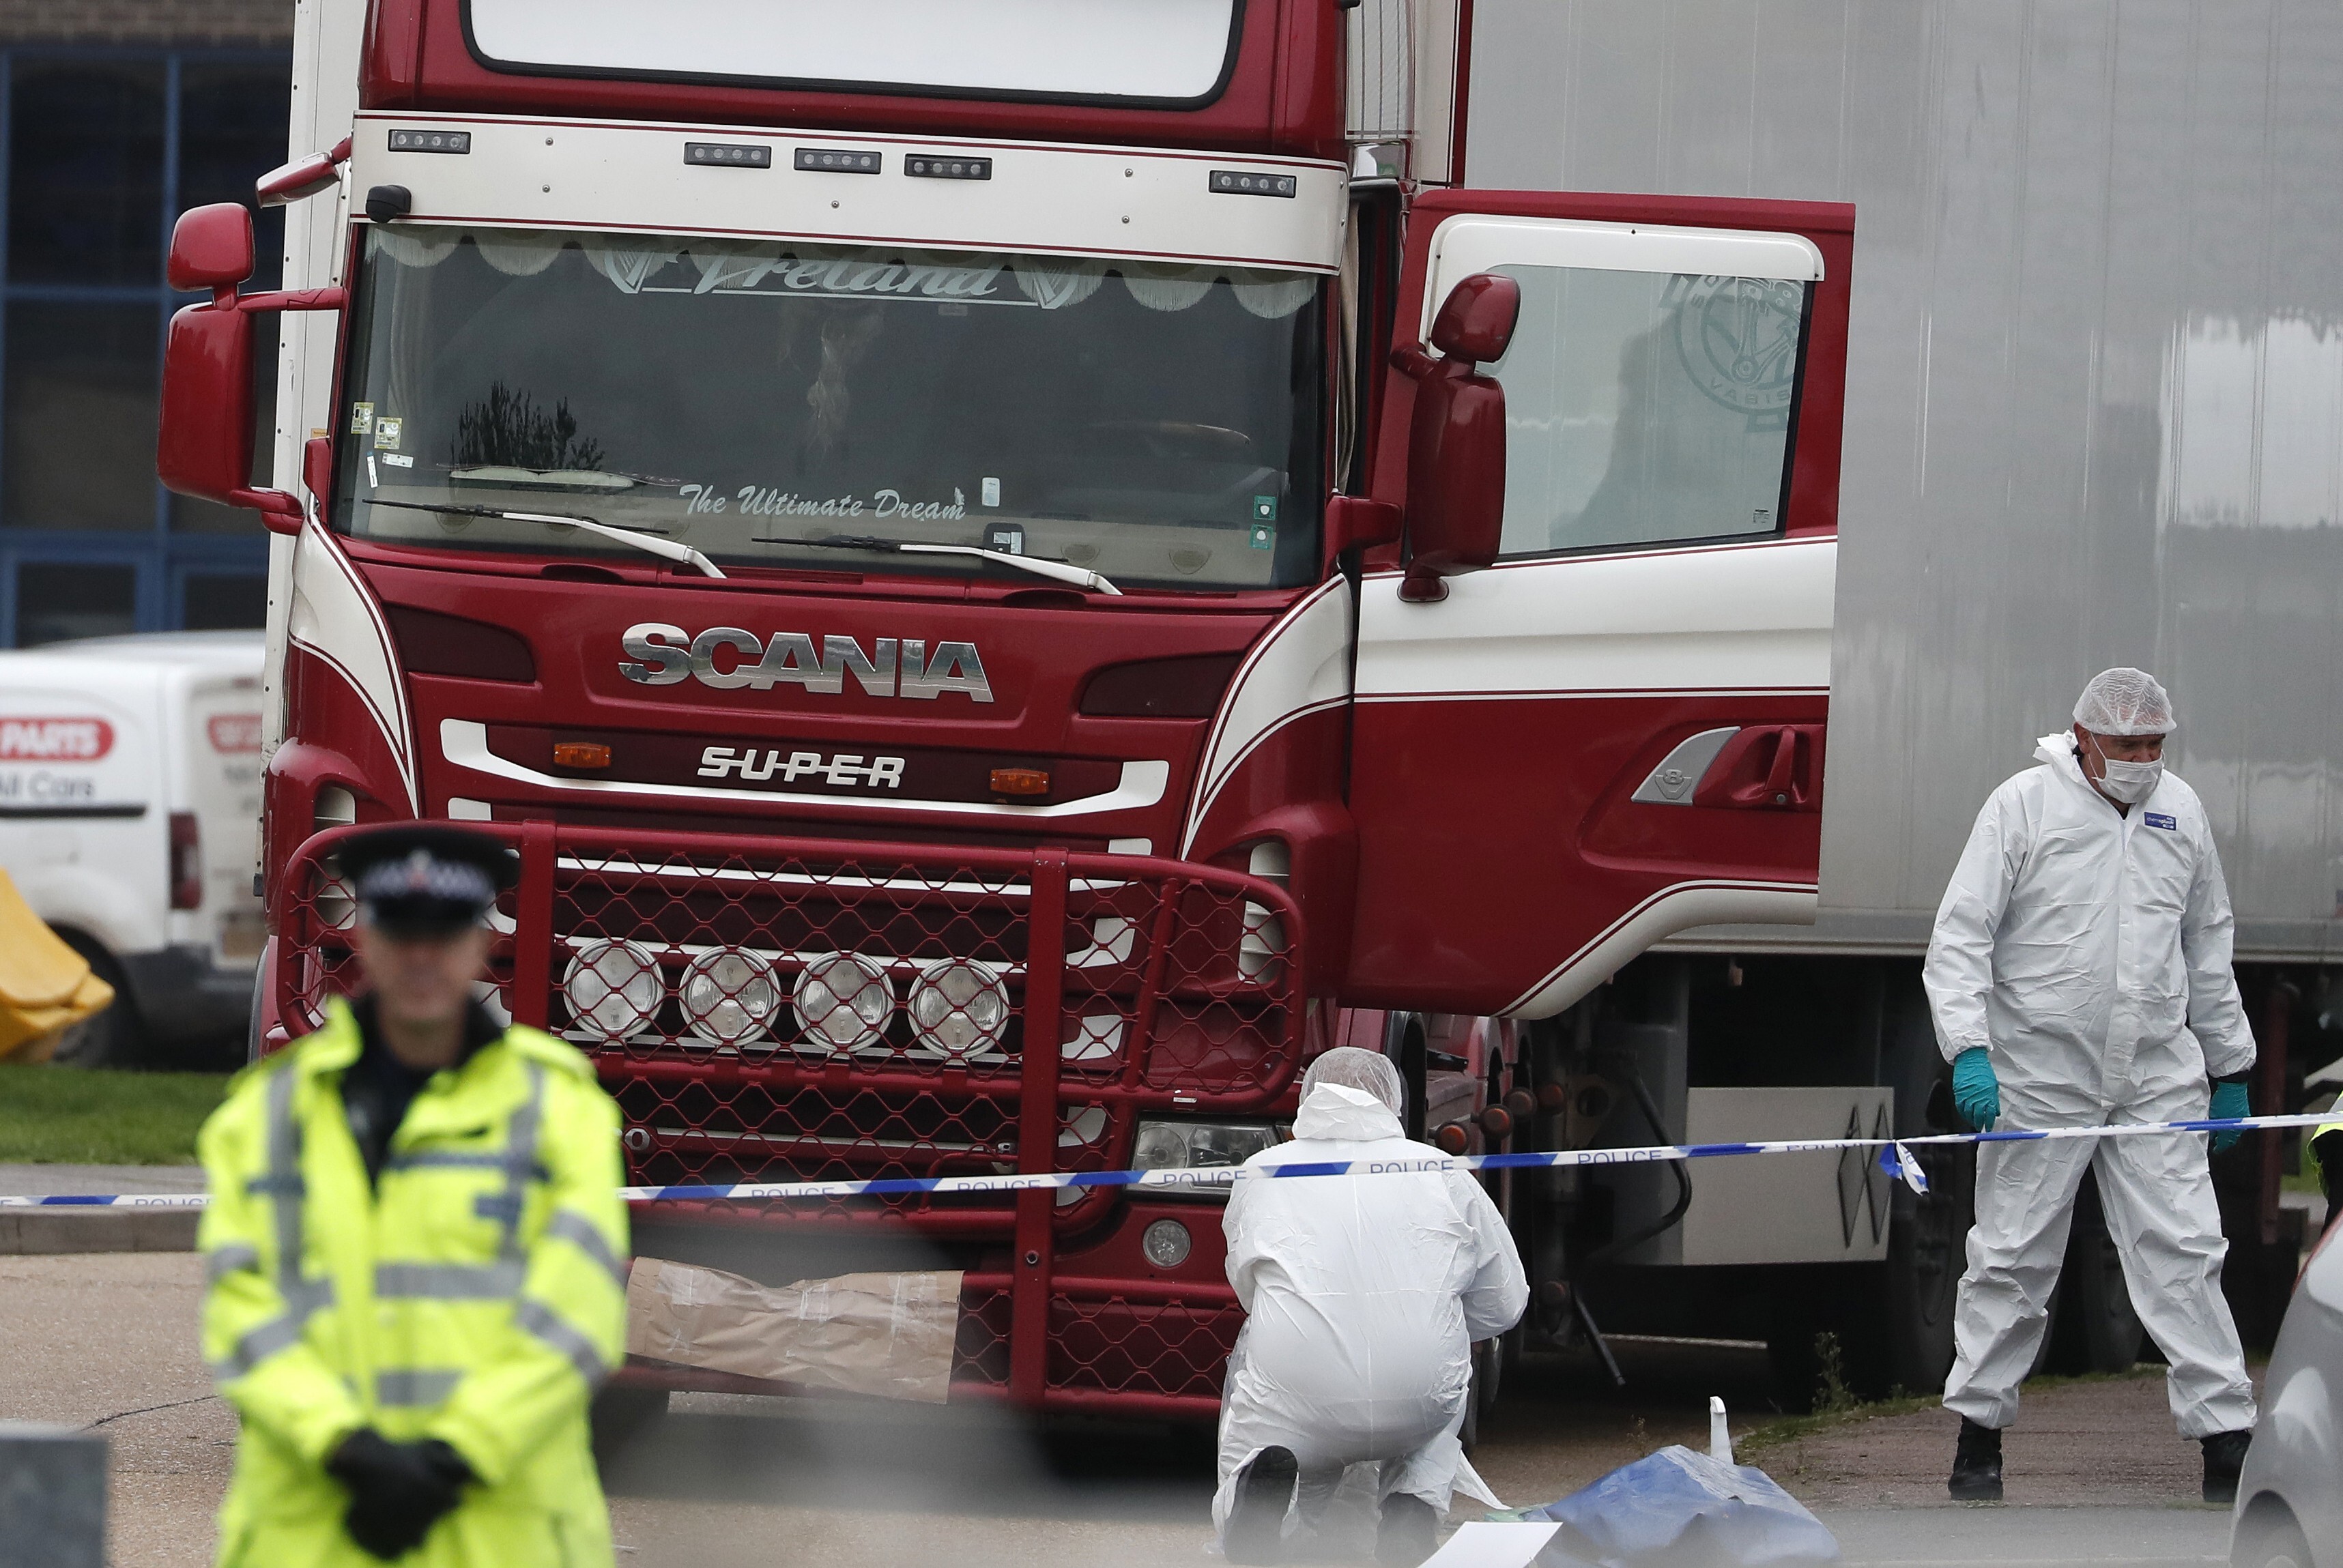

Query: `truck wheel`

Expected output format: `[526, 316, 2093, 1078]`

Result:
[2045, 1168, 2145, 1374]
[1881, 1139, 1976, 1394]
[48, 935, 149, 1070]
[1459, 1339, 1495, 1454]
[590, 1384, 670, 1467]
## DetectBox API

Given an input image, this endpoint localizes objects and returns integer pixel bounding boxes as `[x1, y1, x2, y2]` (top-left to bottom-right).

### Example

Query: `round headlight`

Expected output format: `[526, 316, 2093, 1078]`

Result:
[792, 953, 893, 1053]
[906, 957, 1009, 1058]
[562, 938, 661, 1041]
[1142, 1218, 1193, 1268]
[682, 949, 781, 1047]
[1133, 1122, 1192, 1170]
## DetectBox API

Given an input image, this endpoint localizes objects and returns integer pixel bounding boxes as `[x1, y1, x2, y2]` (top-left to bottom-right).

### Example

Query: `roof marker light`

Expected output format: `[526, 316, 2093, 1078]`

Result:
[388, 128, 470, 154]
[794, 147, 881, 175]
[686, 142, 773, 169]
[906, 156, 992, 182]
[1209, 170, 1297, 199]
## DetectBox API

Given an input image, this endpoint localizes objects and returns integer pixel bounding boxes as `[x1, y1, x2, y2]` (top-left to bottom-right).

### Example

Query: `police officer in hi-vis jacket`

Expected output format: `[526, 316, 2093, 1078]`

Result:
[199, 824, 629, 1566]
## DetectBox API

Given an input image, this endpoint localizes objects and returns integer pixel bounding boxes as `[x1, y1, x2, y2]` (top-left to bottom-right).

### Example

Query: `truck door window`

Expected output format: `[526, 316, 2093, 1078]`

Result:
[1415, 216, 1826, 560]
[332, 227, 1327, 591]
[1485, 264, 1811, 557]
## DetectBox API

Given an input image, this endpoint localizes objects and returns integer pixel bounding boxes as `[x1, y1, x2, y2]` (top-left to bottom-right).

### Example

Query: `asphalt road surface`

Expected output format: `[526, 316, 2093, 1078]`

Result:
[0, 1251, 2239, 1567]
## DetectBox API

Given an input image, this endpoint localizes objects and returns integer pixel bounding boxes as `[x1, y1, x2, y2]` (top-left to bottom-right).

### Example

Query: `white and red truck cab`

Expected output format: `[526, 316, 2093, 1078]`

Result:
[158, 0, 1852, 1419]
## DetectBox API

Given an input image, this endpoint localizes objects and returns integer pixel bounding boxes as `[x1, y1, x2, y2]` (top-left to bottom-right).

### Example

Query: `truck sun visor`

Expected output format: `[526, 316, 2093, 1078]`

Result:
[364, 227, 1319, 319]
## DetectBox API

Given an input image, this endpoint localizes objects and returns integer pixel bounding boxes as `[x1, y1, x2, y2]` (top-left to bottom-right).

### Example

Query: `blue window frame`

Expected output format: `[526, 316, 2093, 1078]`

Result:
[0, 45, 291, 645]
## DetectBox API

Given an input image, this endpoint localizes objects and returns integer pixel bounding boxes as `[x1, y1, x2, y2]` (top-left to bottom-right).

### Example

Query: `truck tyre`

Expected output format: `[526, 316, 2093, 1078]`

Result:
[1459, 1340, 1494, 1454]
[1875, 970, 1976, 1396]
[590, 1384, 670, 1469]
[2045, 1168, 2146, 1374]
[1881, 1139, 1976, 1394]
[245, 959, 270, 1064]
[48, 935, 149, 1070]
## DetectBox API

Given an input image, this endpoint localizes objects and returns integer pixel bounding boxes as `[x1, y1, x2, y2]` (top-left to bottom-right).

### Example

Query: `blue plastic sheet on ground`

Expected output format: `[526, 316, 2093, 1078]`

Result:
[1527, 1447, 1841, 1568]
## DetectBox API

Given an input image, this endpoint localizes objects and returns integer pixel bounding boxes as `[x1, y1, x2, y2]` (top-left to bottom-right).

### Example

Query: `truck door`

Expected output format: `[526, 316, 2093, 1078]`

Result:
[1345, 192, 1853, 1018]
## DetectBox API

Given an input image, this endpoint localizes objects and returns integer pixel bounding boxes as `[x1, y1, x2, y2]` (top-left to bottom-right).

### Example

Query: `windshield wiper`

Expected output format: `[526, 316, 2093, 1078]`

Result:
[764, 534, 1121, 596]
[368, 499, 725, 578]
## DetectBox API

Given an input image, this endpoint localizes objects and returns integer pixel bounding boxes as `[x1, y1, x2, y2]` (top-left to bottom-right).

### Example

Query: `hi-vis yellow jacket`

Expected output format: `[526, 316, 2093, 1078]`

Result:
[197, 999, 629, 1567]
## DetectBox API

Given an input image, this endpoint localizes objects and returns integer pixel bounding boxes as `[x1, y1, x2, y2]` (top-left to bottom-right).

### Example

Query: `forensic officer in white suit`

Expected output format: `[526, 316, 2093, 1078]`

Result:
[1925, 668, 2256, 1505]
[1213, 1047, 1525, 1568]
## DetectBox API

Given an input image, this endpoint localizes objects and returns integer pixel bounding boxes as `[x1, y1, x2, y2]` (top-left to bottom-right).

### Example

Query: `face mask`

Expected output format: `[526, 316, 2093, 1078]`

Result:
[2084, 736, 2164, 804]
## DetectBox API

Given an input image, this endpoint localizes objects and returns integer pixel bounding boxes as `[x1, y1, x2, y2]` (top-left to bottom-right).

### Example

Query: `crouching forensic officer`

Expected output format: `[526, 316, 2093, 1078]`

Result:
[198, 824, 629, 1566]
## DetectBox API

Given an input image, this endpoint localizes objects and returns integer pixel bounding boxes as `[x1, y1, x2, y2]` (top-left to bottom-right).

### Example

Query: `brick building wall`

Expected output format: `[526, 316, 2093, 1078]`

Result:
[0, 0, 291, 46]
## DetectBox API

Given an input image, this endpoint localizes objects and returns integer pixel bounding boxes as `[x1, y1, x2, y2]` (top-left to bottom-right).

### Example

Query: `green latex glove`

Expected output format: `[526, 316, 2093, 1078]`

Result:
[1953, 1047, 1999, 1133]
[2209, 1078, 2251, 1154]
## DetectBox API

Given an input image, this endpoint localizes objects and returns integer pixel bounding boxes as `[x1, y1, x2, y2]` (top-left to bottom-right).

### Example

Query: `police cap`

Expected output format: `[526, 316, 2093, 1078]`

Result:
[339, 823, 518, 938]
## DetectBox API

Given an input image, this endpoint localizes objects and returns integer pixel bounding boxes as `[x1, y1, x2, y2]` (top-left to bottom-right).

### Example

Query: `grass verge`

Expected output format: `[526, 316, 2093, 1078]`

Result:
[0, 1064, 231, 1164]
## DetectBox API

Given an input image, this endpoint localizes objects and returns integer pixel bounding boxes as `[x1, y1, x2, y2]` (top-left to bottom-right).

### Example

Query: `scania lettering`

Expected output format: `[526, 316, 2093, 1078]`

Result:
[618, 626, 994, 702]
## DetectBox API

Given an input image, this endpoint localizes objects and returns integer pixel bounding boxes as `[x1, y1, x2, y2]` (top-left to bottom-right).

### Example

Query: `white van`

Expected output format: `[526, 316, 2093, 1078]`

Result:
[0, 632, 265, 1066]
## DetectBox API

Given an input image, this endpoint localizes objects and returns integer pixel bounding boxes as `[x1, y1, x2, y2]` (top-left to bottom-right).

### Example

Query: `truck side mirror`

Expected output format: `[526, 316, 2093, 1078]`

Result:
[166, 202, 255, 297]
[1396, 272, 1520, 602]
[157, 204, 305, 534]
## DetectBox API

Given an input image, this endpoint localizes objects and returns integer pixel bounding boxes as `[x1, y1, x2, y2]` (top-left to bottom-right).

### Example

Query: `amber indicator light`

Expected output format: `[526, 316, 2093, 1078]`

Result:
[989, 768, 1050, 797]
[553, 742, 612, 769]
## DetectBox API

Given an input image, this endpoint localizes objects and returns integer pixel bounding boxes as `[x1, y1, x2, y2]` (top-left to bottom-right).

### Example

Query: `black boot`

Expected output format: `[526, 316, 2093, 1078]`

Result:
[1224, 1446, 1298, 1566]
[2202, 1429, 2252, 1505]
[1376, 1493, 1440, 1568]
[1948, 1417, 2004, 1502]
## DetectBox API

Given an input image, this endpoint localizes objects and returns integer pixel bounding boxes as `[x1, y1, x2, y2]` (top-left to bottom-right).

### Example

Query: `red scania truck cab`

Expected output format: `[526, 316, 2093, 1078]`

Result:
[160, 0, 1852, 1420]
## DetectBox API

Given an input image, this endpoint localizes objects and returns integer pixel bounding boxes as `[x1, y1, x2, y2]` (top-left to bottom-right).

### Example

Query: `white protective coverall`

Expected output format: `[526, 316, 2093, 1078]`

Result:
[1213, 1063, 1527, 1545]
[1925, 734, 2257, 1438]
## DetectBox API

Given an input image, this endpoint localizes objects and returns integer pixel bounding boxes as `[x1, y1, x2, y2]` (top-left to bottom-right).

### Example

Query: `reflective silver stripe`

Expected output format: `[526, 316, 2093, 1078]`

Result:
[515, 1298, 607, 1389]
[204, 1243, 261, 1285]
[375, 1261, 526, 1300]
[375, 1368, 465, 1408]
[385, 1149, 505, 1171]
[543, 1208, 627, 1289]
[495, 1066, 547, 1264]
[210, 1311, 303, 1382]
[473, 1192, 523, 1225]
[257, 1065, 334, 1328]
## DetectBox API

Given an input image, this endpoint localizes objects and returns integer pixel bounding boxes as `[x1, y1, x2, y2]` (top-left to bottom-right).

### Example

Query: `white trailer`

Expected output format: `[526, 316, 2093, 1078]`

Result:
[0, 633, 265, 1066]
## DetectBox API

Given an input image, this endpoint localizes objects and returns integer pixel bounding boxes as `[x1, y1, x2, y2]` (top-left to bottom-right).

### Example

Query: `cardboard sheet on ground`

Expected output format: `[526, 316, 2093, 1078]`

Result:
[0, 869, 113, 1063]
[625, 1258, 963, 1404]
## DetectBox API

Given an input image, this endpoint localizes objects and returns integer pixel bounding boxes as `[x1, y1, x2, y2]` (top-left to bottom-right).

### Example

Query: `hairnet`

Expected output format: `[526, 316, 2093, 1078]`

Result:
[2073, 667, 2175, 736]
[1300, 1047, 1405, 1114]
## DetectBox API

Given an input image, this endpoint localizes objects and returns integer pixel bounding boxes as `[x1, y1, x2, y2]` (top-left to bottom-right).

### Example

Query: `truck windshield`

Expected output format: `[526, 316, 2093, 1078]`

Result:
[331, 227, 1327, 590]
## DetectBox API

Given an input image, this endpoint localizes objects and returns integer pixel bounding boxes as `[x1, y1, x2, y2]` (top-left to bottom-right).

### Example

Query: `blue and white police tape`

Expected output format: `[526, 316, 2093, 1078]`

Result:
[1, 1109, 2331, 1210]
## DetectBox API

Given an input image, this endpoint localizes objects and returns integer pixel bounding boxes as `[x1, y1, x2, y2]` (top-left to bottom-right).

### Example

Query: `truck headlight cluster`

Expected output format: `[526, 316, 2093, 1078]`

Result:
[906, 957, 1009, 1057]
[559, 943, 1026, 1056]
[792, 952, 893, 1051]
[1132, 1118, 1284, 1198]
[562, 938, 662, 1041]
[682, 950, 781, 1045]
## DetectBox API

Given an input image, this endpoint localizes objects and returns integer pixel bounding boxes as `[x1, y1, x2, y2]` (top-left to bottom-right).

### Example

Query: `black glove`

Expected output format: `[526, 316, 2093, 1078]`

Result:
[326, 1427, 474, 1561]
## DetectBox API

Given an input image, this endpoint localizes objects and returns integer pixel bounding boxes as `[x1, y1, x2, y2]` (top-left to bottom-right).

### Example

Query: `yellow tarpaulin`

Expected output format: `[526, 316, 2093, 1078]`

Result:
[0, 869, 113, 1063]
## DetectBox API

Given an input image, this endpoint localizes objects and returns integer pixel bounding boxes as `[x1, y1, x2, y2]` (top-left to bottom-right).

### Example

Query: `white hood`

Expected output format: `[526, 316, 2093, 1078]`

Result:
[2034, 731, 2087, 784]
[1291, 1081, 1405, 1142]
